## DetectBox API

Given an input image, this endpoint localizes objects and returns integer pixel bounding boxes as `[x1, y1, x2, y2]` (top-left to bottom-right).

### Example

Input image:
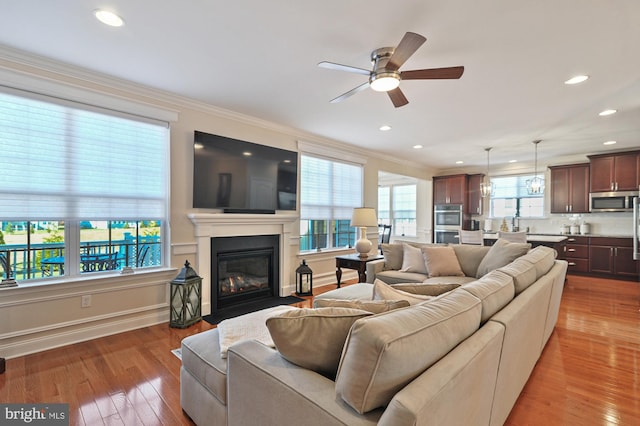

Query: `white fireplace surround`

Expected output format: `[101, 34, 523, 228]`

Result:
[188, 213, 298, 316]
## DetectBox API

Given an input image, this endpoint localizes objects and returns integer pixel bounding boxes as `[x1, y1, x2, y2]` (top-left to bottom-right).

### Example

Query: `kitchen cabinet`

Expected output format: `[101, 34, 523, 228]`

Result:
[589, 237, 638, 279]
[466, 174, 484, 215]
[588, 151, 639, 192]
[563, 235, 589, 274]
[549, 164, 590, 214]
[433, 174, 467, 205]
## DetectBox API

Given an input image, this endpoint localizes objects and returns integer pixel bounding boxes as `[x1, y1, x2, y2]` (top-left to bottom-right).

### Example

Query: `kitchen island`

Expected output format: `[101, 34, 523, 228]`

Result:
[483, 233, 568, 259]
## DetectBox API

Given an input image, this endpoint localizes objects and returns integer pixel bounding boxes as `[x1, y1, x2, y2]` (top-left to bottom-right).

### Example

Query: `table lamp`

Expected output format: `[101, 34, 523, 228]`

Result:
[350, 207, 378, 258]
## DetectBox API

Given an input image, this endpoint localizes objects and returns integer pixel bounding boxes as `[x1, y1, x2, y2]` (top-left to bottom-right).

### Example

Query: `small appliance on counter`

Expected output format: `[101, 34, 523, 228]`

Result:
[560, 225, 570, 235]
[580, 222, 590, 235]
[570, 224, 580, 235]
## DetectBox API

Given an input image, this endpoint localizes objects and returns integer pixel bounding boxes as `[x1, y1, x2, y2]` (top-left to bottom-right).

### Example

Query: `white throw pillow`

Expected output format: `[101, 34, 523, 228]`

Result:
[217, 305, 297, 358]
[399, 243, 428, 274]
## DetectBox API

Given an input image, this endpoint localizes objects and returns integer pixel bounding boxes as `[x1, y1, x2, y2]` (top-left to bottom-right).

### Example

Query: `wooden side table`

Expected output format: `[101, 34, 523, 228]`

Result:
[335, 253, 384, 288]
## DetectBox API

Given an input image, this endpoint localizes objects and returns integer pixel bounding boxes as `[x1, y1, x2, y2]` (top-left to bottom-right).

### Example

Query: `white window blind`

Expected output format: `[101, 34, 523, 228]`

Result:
[0, 89, 168, 220]
[300, 154, 362, 220]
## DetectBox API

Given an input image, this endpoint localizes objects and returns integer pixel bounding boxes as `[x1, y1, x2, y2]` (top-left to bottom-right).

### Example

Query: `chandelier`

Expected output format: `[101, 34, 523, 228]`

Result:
[526, 140, 545, 195]
[480, 147, 494, 198]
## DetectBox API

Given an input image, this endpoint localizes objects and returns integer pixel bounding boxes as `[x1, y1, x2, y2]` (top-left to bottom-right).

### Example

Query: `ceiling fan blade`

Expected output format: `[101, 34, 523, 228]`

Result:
[318, 61, 371, 76]
[386, 32, 427, 71]
[329, 82, 370, 103]
[401, 66, 465, 80]
[387, 87, 409, 108]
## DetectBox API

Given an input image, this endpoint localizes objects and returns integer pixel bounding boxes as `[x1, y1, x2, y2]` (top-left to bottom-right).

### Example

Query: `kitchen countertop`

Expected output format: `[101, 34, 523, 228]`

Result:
[483, 233, 568, 243]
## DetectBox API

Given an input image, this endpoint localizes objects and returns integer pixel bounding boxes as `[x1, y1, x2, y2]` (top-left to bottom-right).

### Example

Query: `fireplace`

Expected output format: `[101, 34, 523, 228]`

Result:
[211, 235, 279, 312]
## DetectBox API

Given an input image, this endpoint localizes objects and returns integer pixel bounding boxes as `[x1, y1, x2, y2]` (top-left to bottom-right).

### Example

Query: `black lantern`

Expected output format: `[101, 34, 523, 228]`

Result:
[170, 260, 202, 328]
[295, 259, 313, 296]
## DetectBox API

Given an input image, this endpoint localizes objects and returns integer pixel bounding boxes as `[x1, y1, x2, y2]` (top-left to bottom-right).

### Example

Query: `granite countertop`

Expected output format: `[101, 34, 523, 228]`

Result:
[483, 233, 568, 243]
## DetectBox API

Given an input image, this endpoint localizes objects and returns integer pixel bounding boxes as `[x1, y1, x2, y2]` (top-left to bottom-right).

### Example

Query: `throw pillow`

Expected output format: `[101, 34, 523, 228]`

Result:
[391, 282, 460, 296]
[399, 243, 428, 274]
[217, 305, 296, 358]
[372, 279, 434, 305]
[421, 245, 465, 278]
[475, 238, 531, 278]
[313, 298, 410, 314]
[381, 243, 403, 270]
[266, 307, 372, 379]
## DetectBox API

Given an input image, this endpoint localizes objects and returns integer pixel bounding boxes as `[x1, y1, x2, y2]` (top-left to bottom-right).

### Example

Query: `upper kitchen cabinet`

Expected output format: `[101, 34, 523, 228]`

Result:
[588, 151, 639, 192]
[549, 163, 590, 214]
[466, 174, 484, 215]
[433, 174, 467, 205]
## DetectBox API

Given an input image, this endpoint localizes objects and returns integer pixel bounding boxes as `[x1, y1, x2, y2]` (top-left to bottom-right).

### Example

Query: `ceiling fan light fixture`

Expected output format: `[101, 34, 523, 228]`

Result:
[369, 72, 400, 92]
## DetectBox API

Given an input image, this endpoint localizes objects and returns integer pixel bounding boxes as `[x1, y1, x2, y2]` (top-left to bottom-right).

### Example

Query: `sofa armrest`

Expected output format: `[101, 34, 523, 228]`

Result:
[366, 259, 386, 283]
[227, 340, 382, 426]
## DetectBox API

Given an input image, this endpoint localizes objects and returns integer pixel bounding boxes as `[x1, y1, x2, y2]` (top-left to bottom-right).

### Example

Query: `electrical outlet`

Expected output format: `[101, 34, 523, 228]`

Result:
[81, 295, 92, 308]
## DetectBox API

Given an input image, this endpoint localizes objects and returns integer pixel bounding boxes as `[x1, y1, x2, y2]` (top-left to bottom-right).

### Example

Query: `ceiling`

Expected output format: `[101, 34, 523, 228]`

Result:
[1, 0, 639, 172]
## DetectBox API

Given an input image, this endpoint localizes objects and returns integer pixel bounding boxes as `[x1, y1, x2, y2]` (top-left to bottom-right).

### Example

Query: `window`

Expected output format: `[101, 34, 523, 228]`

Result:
[378, 184, 417, 237]
[0, 88, 168, 282]
[299, 154, 362, 251]
[490, 175, 544, 218]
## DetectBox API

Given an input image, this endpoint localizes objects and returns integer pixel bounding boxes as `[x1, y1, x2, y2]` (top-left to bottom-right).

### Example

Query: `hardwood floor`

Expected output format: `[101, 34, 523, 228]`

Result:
[1, 275, 638, 425]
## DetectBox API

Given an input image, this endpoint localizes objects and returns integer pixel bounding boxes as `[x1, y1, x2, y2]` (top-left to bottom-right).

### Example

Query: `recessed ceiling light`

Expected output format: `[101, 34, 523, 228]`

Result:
[603, 140, 617, 145]
[564, 75, 589, 85]
[599, 109, 617, 116]
[455, 160, 464, 164]
[242, 151, 252, 156]
[413, 145, 423, 149]
[509, 159, 517, 163]
[379, 125, 392, 131]
[194, 143, 204, 150]
[94, 9, 124, 27]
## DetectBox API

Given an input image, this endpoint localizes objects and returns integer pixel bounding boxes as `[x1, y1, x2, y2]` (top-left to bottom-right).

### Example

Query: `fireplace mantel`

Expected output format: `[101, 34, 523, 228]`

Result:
[188, 213, 299, 315]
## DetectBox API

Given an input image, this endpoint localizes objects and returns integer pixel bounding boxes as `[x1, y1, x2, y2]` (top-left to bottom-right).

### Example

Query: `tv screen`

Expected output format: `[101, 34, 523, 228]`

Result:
[193, 131, 298, 212]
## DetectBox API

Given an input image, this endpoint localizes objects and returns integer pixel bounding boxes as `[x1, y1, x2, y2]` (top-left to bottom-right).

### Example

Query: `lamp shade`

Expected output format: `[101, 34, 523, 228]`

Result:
[350, 208, 378, 227]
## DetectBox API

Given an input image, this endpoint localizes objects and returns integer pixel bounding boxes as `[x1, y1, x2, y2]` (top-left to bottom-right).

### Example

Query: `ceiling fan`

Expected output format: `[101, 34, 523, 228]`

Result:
[318, 32, 464, 108]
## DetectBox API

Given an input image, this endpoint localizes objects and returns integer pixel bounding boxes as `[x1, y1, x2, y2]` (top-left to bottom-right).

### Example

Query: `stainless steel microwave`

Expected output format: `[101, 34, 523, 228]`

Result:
[589, 191, 638, 212]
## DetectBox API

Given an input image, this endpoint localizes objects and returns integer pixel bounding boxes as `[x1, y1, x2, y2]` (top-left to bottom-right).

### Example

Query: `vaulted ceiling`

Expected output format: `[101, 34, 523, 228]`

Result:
[1, 0, 639, 172]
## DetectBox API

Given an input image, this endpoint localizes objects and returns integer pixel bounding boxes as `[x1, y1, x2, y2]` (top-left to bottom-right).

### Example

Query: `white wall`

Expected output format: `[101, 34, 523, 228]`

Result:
[0, 49, 431, 357]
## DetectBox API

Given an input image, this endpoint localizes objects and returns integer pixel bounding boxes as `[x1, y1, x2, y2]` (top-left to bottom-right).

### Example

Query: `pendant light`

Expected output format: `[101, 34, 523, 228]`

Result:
[526, 140, 545, 195]
[480, 147, 494, 198]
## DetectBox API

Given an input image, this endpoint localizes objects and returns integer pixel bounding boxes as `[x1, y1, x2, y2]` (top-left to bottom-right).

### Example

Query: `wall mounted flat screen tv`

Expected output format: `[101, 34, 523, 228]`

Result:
[193, 131, 298, 213]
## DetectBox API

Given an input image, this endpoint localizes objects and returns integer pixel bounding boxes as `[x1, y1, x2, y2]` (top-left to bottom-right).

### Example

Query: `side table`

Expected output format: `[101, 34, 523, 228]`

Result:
[335, 253, 384, 288]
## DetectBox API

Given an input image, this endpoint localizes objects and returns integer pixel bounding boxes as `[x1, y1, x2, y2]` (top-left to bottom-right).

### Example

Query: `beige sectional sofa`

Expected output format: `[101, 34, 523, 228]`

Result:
[180, 241, 568, 426]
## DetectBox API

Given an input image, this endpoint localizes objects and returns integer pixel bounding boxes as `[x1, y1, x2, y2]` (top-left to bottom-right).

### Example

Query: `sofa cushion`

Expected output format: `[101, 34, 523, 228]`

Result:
[391, 282, 461, 297]
[381, 243, 404, 270]
[375, 269, 429, 284]
[372, 279, 435, 305]
[266, 307, 372, 379]
[421, 246, 465, 278]
[217, 305, 297, 358]
[181, 328, 228, 404]
[399, 243, 428, 274]
[497, 258, 538, 295]
[313, 298, 410, 313]
[519, 245, 556, 279]
[460, 270, 515, 323]
[475, 239, 531, 278]
[423, 276, 478, 286]
[452, 244, 491, 277]
[335, 290, 482, 414]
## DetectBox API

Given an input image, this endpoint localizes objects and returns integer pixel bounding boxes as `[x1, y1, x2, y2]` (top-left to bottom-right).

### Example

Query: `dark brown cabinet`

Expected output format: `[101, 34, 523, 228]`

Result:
[588, 151, 639, 192]
[433, 174, 467, 205]
[549, 164, 590, 214]
[564, 235, 589, 274]
[589, 237, 638, 279]
[466, 174, 484, 215]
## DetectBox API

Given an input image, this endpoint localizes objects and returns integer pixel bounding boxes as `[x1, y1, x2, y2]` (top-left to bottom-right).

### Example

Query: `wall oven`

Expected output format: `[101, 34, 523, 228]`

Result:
[434, 204, 462, 244]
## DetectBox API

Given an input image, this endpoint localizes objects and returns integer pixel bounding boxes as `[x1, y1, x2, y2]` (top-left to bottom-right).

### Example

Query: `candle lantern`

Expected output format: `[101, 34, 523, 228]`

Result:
[295, 259, 313, 296]
[170, 260, 202, 328]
